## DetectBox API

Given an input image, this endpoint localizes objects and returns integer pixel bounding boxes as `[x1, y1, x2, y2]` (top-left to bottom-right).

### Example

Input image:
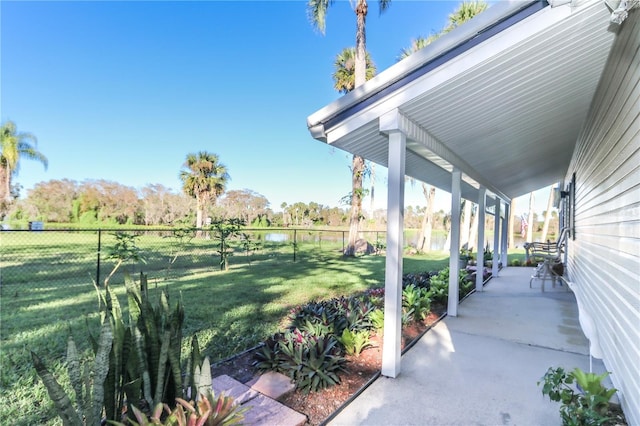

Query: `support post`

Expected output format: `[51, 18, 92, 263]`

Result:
[381, 130, 406, 378]
[476, 188, 486, 292]
[448, 169, 462, 317]
[492, 199, 501, 277]
[501, 202, 509, 268]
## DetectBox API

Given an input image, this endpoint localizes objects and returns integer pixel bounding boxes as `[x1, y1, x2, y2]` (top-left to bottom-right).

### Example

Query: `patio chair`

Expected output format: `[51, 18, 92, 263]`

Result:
[524, 227, 569, 292]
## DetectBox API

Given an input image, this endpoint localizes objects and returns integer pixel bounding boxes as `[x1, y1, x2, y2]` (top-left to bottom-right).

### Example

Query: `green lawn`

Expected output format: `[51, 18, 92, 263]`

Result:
[1, 231, 449, 425]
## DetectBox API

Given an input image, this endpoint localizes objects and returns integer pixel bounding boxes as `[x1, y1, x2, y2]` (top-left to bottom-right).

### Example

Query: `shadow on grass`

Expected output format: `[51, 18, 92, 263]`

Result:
[0, 243, 449, 425]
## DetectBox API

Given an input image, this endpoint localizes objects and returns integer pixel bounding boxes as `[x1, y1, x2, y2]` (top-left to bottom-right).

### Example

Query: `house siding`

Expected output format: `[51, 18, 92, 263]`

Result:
[565, 9, 639, 425]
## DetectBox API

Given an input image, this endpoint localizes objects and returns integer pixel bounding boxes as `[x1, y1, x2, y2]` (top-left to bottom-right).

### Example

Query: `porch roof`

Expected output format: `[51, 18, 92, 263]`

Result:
[306, 0, 617, 202]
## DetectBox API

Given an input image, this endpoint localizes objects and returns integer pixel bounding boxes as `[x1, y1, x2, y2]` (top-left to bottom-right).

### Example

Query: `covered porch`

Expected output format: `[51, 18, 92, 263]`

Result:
[327, 267, 607, 425]
[307, 0, 621, 378]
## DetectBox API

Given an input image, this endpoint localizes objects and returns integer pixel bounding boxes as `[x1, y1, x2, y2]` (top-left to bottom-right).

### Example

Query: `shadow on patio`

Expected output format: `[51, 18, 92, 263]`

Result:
[328, 267, 606, 425]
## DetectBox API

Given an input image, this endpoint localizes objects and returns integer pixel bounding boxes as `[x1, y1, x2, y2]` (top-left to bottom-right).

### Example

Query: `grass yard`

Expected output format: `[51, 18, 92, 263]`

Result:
[0, 231, 449, 425]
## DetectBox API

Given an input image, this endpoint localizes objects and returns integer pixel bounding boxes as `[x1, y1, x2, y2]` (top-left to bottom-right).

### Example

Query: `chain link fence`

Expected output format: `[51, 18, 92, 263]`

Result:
[1, 228, 389, 289]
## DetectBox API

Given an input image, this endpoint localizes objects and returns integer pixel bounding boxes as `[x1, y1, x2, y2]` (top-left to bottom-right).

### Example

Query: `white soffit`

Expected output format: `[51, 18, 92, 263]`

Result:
[307, 0, 617, 201]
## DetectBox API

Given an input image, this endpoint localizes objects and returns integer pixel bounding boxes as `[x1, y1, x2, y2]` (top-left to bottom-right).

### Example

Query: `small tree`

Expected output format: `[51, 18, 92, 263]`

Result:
[210, 218, 244, 271]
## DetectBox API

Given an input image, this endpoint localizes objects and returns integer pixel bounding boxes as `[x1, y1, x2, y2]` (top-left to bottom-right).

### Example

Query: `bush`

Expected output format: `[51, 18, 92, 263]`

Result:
[539, 367, 625, 426]
[254, 330, 346, 394]
[402, 285, 431, 322]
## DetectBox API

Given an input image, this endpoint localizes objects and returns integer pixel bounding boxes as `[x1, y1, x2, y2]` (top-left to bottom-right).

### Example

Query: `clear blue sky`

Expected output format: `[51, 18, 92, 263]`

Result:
[1, 0, 548, 215]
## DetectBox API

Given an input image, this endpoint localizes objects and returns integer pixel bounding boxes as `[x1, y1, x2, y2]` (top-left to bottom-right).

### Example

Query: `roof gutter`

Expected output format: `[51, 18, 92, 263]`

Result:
[307, 0, 549, 139]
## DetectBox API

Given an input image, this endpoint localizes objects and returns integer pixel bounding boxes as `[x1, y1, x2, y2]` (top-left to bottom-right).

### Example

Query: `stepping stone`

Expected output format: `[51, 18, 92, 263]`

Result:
[245, 371, 296, 400]
[212, 374, 258, 404]
[242, 393, 307, 426]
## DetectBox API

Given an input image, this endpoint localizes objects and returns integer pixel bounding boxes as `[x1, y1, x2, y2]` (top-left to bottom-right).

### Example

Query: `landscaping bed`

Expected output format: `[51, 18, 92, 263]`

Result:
[212, 308, 445, 426]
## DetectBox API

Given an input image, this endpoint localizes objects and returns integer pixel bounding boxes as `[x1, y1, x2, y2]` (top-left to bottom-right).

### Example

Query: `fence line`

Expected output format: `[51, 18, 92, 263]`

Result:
[1, 228, 391, 288]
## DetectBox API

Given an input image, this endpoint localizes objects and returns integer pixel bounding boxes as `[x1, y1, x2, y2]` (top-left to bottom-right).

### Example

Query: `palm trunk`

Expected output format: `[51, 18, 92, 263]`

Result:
[345, 154, 365, 256]
[0, 164, 11, 203]
[354, 0, 368, 87]
[508, 198, 516, 248]
[416, 184, 435, 252]
[468, 204, 479, 251]
[527, 192, 535, 243]
[540, 187, 554, 242]
[460, 201, 472, 249]
[345, 1, 368, 256]
[369, 162, 375, 218]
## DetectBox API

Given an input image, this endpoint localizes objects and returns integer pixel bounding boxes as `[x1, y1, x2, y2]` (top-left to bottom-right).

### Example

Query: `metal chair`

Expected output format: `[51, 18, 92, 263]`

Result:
[525, 227, 568, 292]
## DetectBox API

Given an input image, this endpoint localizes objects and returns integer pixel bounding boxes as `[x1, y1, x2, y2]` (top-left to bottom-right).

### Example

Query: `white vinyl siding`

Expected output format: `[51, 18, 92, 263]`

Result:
[565, 9, 639, 425]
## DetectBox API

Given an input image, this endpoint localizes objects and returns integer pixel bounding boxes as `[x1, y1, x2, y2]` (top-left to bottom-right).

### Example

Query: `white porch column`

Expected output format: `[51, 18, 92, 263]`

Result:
[381, 130, 406, 378]
[492, 199, 501, 277]
[476, 187, 486, 292]
[448, 169, 462, 316]
[501, 201, 510, 268]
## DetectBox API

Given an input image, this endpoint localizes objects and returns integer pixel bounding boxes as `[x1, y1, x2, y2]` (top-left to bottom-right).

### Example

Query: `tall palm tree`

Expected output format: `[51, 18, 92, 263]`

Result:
[180, 151, 229, 230]
[333, 47, 377, 224]
[0, 120, 48, 205]
[308, 0, 391, 256]
[333, 47, 376, 94]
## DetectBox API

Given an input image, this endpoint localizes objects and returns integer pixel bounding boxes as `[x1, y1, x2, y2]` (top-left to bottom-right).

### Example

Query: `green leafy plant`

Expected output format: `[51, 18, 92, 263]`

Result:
[337, 328, 371, 356]
[112, 388, 247, 426]
[209, 218, 244, 271]
[427, 268, 449, 305]
[105, 232, 147, 286]
[239, 232, 261, 264]
[402, 284, 431, 322]
[164, 227, 195, 278]
[254, 330, 346, 394]
[369, 308, 384, 331]
[32, 317, 113, 426]
[539, 367, 620, 425]
[43, 271, 187, 425]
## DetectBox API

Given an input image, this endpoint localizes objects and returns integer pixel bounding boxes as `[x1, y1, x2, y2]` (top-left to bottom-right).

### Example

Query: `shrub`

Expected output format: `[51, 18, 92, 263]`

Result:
[402, 285, 431, 322]
[369, 309, 384, 331]
[337, 328, 371, 357]
[254, 330, 346, 394]
[539, 367, 622, 426]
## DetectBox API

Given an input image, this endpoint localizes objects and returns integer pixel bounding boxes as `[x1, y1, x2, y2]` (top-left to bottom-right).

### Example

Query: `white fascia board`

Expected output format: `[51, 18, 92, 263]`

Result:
[323, 3, 574, 146]
[307, 1, 540, 132]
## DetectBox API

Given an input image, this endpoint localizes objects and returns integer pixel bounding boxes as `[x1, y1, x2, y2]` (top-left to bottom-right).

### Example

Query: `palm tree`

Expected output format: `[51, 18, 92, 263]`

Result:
[308, 0, 391, 256]
[180, 151, 229, 230]
[399, 34, 438, 60]
[333, 47, 376, 94]
[333, 47, 377, 225]
[443, 0, 488, 34]
[399, 0, 488, 58]
[0, 120, 48, 206]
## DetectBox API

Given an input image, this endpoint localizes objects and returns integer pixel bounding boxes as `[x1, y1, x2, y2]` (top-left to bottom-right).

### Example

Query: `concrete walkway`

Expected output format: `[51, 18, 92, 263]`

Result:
[328, 267, 608, 426]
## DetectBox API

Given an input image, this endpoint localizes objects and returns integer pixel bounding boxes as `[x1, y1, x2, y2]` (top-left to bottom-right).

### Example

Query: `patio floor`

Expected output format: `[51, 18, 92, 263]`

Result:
[328, 266, 608, 426]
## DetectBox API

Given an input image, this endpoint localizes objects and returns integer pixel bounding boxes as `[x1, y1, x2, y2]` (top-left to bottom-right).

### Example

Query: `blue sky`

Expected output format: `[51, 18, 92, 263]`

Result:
[1, 0, 549, 215]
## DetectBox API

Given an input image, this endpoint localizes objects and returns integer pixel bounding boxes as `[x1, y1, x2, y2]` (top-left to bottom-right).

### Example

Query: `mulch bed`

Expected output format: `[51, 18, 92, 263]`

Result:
[211, 308, 445, 425]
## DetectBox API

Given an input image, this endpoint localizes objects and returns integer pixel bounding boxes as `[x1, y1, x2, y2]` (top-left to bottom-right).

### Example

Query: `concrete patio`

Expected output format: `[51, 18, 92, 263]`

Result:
[328, 266, 610, 426]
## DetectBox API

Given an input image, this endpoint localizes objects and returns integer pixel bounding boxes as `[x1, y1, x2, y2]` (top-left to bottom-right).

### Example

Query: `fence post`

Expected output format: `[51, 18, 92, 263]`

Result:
[96, 229, 102, 286]
[342, 231, 345, 254]
[293, 229, 297, 262]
